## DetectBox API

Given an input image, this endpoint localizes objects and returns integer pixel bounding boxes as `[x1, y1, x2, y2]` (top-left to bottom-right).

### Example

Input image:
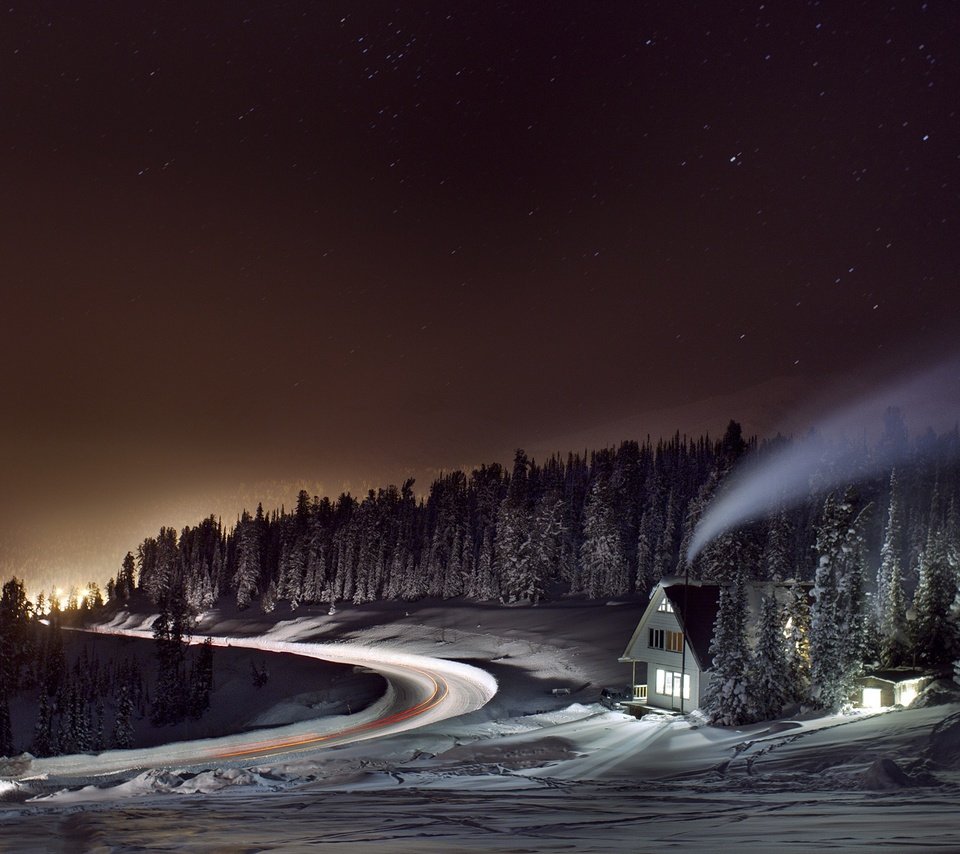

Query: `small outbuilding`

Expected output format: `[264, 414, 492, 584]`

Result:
[857, 668, 933, 709]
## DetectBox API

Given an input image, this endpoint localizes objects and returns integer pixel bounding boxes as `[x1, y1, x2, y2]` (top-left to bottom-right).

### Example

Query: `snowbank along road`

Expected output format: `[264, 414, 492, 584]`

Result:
[10, 623, 498, 783]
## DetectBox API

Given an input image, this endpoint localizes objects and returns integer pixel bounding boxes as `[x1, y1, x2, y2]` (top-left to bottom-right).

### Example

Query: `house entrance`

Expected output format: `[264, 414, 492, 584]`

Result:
[655, 668, 690, 710]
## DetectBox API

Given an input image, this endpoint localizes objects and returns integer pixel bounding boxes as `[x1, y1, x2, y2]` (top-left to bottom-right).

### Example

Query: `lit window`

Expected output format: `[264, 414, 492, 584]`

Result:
[862, 687, 883, 709]
[657, 597, 674, 613]
[898, 684, 918, 707]
[656, 669, 690, 700]
[666, 630, 684, 653]
[649, 628, 665, 649]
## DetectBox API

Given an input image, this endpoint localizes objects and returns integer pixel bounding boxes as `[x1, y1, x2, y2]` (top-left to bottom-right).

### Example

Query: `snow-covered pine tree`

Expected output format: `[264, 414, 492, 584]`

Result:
[475, 532, 499, 600]
[762, 509, 794, 581]
[810, 490, 869, 710]
[233, 511, 262, 609]
[512, 493, 564, 604]
[332, 524, 357, 603]
[151, 527, 179, 604]
[877, 470, 909, 666]
[654, 488, 679, 581]
[31, 691, 54, 756]
[636, 490, 662, 576]
[112, 684, 134, 749]
[70, 690, 91, 753]
[151, 596, 190, 726]
[384, 542, 405, 601]
[441, 530, 464, 599]
[699, 530, 741, 584]
[635, 521, 654, 597]
[261, 579, 278, 613]
[578, 478, 628, 598]
[353, 497, 380, 604]
[784, 580, 811, 702]
[116, 551, 136, 602]
[371, 549, 387, 601]
[304, 541, 327, 604]
[913, 496, 959, 665]
[837, 498, 869, 673]
[494, 500, 530, 603]
[210, 538, 225, 599]
[752, 594, 789, 720]
[197, 568, 216, 611]
[187, 638, 214, 719]
[93, 698, 105, 752]
[810, 497, 845, 710]
[278, 538, 306, 608]
[701, 566, 755, 726]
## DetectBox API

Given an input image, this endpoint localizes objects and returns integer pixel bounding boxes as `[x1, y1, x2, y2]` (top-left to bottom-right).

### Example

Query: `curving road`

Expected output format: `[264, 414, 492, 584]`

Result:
[12, 626, 497, 784]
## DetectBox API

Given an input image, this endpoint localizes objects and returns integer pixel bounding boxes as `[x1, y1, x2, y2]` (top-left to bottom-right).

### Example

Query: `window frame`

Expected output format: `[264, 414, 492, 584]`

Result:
[655, 668, 691, 700]
[666, 630, 684, 653]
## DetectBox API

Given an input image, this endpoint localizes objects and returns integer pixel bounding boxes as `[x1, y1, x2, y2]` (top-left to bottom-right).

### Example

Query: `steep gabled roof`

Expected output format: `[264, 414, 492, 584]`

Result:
[662, 580, 721, 671]
[622, 576, 813, 673]
[618, 577, 721, 672]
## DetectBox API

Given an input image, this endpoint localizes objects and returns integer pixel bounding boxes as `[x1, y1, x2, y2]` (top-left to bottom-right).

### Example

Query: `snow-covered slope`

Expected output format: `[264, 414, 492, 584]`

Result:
[2, 601, 959, 852]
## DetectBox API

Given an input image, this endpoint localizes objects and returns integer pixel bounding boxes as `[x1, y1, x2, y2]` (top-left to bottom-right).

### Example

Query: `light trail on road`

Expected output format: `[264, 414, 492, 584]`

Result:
[8, 623, 496, 784]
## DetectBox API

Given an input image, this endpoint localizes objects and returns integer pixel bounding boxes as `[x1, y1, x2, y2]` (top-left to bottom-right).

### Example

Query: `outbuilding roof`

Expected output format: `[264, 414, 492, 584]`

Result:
[861, 667, 932, 685]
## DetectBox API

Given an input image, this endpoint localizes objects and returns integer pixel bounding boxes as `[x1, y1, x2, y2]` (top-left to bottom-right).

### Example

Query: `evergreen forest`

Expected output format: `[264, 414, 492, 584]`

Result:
[4, 411, 960, 752]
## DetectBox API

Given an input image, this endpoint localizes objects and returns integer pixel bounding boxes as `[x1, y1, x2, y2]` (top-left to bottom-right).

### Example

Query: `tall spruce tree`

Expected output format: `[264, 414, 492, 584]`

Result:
[494, 501, 529, 602]
[762, 510, 794, 581]
[810, 490, 869, 710]
[877, 470, 909, 666]
[913, 497, 959, 665]
[234, 511, 262, 609]
[150, 595, 190, 726]
[784, 580, 812, 703]
[578, 478, 628, 598]
[702, 566, 755, 726]
[31, 691, 54, 757]
[113, 684, 134, 749]
[511, 493, 563, 604]
[752, 594, 789, 720]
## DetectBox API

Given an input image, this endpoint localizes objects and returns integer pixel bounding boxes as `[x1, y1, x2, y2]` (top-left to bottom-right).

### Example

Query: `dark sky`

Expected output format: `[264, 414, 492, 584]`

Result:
[2, 2, 959, 590]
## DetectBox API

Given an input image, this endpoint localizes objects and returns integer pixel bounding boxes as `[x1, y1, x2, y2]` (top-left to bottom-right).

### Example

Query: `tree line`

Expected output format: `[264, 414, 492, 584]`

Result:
[0, 578, 214, 757]
[696, 416, 960, 724]
[83, 411, 960, 729]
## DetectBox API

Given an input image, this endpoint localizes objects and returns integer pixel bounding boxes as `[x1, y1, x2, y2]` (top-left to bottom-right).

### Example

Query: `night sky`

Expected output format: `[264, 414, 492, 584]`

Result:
[2, 2, 959, 590]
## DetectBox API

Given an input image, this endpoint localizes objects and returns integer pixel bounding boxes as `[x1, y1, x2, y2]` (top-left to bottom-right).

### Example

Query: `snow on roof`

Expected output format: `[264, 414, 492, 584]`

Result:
[861, 668, 933, 685]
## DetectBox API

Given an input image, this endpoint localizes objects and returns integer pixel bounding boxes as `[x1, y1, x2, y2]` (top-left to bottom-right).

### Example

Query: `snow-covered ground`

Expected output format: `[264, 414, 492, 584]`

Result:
[2, 600, 960, 851]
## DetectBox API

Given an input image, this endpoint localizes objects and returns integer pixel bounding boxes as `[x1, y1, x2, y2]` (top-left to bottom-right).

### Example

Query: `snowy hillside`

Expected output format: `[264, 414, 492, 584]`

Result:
[2, 601, 960, 851]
